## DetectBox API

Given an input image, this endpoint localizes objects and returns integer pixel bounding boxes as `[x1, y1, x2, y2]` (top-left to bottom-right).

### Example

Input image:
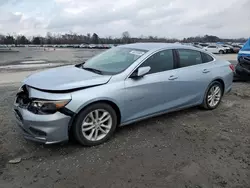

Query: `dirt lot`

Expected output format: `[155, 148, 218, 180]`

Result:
[0, 81, 249, 188]
[0, 48, 104, 65]
[0, 51, 249, 187]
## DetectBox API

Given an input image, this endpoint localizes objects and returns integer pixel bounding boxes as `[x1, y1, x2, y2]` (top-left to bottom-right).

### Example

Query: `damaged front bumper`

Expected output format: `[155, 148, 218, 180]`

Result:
[13, 85, 74, 144]
[14, 106, 71, 144]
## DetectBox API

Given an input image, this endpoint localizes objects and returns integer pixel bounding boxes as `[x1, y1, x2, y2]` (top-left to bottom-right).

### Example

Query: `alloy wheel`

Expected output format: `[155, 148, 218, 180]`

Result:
[81, 109, 112, 141]
[207, 85, 222, 107]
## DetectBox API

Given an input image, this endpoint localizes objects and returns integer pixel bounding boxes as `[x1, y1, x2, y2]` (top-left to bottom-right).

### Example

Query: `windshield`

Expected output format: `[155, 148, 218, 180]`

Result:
[82, 47, 148, 75]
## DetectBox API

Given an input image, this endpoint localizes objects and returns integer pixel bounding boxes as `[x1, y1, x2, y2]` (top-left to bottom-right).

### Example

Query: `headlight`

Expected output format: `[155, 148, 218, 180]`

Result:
[29, 99, 71, 114]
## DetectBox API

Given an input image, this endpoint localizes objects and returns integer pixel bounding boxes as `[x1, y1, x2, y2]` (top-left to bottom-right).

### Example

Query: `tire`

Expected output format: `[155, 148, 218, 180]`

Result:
[219, 50, 224, 54]
[73, 103, 117, 146]
[201, 81, 223, 110]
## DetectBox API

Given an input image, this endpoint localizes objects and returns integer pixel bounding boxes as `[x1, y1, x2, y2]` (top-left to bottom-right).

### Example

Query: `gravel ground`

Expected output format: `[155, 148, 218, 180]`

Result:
[0, 82, 249, 188]
[0, 51, 248, 187]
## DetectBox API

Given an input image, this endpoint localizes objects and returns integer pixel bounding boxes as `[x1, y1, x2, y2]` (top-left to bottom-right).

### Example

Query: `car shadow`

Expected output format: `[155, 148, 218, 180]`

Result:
[116, 106, 201, 133]
[13, 105, 211, 163]
[29, 106, 202, 155]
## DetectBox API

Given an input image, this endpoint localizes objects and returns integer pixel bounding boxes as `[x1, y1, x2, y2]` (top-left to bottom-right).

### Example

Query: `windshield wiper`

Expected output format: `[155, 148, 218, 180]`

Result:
[82, 67, 103, 75]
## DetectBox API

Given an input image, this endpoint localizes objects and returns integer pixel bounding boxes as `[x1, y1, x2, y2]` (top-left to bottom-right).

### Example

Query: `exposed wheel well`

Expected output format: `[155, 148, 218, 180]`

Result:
[213, 79, 225, 95]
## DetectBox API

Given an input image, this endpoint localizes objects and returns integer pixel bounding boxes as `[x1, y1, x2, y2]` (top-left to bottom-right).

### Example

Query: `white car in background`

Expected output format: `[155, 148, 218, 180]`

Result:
[203, 45, 226, 54]
[89, 44, 96, 49]
[79, 44, 88, 48]
[218, 45, 230, 53]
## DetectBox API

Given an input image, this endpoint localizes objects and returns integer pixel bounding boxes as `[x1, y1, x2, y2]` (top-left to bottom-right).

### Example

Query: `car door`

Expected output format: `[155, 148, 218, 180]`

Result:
[212, 46, 219, 53]
[169, 49, 213, 109]
[206, 46, 215, 53]
[205, 46, 211, 53]
[122, 49, 181, 122]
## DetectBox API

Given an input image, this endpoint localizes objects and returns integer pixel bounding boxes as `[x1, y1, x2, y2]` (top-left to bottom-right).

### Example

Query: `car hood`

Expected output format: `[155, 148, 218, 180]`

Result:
[23, 65, 112, 91]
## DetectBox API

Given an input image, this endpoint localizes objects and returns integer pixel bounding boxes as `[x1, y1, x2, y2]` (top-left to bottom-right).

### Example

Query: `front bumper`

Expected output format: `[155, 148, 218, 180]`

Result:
[13, 104, 71, 144]
[234, 61, 250, 81]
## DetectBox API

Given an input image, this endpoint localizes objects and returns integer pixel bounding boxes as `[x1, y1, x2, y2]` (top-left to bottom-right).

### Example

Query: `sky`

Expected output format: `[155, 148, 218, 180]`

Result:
[0, 0, 249, 39]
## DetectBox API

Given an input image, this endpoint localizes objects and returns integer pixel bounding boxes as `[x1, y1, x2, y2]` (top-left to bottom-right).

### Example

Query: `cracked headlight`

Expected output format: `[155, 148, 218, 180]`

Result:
[29, 99, 71, 114]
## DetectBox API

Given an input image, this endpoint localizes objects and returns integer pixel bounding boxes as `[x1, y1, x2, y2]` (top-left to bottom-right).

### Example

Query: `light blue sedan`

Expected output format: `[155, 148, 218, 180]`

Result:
[14, 43, 234, 146]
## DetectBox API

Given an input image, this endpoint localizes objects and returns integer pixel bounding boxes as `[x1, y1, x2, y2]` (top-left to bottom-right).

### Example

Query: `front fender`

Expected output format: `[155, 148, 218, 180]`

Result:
[65, 81, 125, 115]
[74, 97, 121, 114]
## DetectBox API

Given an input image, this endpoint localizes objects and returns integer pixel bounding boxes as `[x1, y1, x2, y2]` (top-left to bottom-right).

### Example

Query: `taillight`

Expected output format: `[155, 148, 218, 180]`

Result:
[229, 64, 235, 72]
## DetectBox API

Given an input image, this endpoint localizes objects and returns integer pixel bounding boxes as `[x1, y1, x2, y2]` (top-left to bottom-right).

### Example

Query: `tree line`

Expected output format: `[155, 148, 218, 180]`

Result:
[0, 31, 247, 45]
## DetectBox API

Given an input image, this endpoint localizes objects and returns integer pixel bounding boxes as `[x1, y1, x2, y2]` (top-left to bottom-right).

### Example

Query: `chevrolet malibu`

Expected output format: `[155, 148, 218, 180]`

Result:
[14, 43, 234, 146]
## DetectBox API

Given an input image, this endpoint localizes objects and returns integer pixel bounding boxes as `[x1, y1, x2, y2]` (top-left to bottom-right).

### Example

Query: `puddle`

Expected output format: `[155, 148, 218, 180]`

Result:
[20, 60, 46, 64]
[0, 63, 64, 69]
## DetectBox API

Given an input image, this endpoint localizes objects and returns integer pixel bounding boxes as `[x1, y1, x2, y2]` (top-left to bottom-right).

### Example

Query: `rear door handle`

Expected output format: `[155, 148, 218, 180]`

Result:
[168, 75, 178, 80]
[202, 69, 210, 73]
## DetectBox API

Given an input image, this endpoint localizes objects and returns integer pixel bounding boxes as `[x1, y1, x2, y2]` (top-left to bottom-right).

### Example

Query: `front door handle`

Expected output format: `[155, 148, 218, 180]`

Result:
[168, 75, 178, 80]
[202, 69, 210, 73]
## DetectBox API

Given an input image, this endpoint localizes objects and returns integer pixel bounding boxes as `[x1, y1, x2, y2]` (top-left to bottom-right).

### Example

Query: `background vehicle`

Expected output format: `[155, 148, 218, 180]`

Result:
[232, 45, 241, 53]
[191, 44, 203, 49]
[14, 43, 234, 146]
[198, 43, 209, 48]
[89, 44, 96, 48]
[79, 44, 88, 48]
[0, 44, 12, 51]
[238, 38, 250, 61]
[222, 45, 234, 53]
[235, 38, 250, 80]
[234, 57, 250, 81]
[203, 45, 226, 54]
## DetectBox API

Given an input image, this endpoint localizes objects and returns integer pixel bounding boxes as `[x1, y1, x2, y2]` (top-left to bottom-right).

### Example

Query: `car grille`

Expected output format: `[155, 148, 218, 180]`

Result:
[243, 57, 250, 62]
[241, 63, 250, 70]
[239, 57, 250, 70]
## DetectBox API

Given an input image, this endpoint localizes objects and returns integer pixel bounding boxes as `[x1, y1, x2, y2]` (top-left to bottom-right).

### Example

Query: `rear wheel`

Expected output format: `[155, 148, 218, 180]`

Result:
[73, 103, 117, 146]
[202, 81, 223, 110]
[219, 50, 224, 54]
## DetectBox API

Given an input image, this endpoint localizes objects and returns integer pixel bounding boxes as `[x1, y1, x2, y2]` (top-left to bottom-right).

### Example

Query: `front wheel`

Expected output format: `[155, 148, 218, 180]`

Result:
[219, 50, 224, 54]
[72, 103, 117, 146]
[201, 81, 223, 110]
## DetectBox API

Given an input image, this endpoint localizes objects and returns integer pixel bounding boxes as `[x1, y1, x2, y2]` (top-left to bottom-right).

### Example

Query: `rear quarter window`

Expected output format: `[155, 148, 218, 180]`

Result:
[201, 52, 214, 63]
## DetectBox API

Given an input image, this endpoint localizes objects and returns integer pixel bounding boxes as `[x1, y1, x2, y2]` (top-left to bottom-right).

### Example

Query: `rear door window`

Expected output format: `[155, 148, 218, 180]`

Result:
[177, 49, 203, 68]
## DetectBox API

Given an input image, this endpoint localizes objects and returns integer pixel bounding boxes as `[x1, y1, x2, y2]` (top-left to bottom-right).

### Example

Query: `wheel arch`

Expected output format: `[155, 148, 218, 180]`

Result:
[201, 78, 225, 109]
[69, 98, 122, 130]
[202, 77, 225, 102]
[211, 78, 225, 95]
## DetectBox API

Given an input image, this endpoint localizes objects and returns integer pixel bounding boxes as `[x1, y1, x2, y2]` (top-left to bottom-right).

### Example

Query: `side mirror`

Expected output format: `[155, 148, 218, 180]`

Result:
[130, 66, 151, 78]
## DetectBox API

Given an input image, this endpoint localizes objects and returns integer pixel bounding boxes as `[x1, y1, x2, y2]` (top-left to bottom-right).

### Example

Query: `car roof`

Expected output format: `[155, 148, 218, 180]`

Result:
[118, 42, 199, 51]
